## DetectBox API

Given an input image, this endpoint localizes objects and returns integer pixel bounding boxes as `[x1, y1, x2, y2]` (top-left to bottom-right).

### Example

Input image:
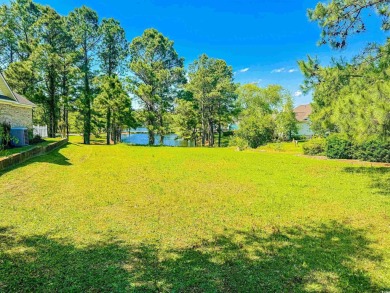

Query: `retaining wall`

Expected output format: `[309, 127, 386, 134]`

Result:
[0, 138, 68, 171]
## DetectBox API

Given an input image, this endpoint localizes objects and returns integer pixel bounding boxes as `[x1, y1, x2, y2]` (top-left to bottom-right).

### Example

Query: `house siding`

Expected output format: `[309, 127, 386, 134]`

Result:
[0, 103, 33, 128]
[297, 121, 314, 137]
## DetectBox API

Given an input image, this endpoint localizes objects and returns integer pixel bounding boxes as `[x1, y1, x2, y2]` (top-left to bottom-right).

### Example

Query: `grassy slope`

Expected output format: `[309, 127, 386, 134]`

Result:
[0, 138, 62, 158]
[0, 139, 389, 292]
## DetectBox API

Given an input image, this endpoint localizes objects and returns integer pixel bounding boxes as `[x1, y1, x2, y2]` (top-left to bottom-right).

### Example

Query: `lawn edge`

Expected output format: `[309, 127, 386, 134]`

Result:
[0, 138, 68, 171]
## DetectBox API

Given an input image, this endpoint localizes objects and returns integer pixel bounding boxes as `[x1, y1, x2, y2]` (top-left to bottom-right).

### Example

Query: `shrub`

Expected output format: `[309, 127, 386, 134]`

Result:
[326, 134, 353, 159]
[0, 122, 12, 150]
[353, 140, 390, 163]
[229, 135, 248, 151]
[302, 137, 326, 155]
[291, 134, 307, 141]
[223, 130, 235, 137]
[30, 135, 45, 145]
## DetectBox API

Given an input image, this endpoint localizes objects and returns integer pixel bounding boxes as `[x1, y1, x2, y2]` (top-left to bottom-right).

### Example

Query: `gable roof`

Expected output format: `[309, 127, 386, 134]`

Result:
[0, 72, 35, 108]
[13, 92, 36, 107]
[294, 104, 312, 122]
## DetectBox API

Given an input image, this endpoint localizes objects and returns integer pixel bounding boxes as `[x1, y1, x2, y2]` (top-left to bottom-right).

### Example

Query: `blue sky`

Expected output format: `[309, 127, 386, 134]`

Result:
[1, 0, 389, 105]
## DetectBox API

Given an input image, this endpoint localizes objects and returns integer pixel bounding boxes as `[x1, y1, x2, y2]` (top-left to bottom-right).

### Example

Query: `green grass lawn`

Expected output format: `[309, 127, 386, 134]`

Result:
[258, 141, 304, 154]
[0, 140, 389, 292]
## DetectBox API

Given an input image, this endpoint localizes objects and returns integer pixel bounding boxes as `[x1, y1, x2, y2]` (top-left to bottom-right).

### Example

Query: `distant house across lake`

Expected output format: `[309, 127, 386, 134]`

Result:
[294, 104, 313, 138]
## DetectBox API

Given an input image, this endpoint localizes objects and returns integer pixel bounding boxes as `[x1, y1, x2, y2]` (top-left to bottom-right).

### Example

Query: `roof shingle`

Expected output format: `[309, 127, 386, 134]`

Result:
[294, 104, 312, 122]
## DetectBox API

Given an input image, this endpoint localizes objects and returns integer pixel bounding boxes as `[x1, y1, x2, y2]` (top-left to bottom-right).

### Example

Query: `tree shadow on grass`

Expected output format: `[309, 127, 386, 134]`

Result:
[0, 227, 130, 292]
[344, 166, 390, 196]
[0, 146, 71, 176]
[0, 222, 384, 292]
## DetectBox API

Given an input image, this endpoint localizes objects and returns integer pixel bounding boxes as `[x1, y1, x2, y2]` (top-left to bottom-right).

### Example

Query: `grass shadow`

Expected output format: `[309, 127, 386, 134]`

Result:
[0, 227, 130, 291]
[0, 221, 384, 292]
[0, 145, 71, 176]
[344, 166, 390, 196]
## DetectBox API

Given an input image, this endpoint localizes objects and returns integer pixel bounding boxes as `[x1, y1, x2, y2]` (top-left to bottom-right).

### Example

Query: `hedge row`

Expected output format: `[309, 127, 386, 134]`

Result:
[303, 134, 390, 163]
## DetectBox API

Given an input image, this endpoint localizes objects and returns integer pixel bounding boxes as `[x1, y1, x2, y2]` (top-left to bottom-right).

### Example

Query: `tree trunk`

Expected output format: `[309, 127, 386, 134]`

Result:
[218, 121, 222, 147]
[201, 101, 206, 147]
[65, 108, 69, 138]
[83, 42, 91, 145]
[159, 114, 164, 145]
[83, 95, 91, 144]
[48, 70, 57, 138]
[116, 127, 120, 143]
[148, 128, 155, 145]
[194, 128, 197, 147]
[209, 119, 214, 147]
[106, 108, 111, 145]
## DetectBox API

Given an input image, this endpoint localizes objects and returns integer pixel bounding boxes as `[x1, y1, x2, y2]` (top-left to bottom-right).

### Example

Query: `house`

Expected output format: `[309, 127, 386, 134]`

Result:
[294, 104, 314, 138]
[0, 73, 35, 129]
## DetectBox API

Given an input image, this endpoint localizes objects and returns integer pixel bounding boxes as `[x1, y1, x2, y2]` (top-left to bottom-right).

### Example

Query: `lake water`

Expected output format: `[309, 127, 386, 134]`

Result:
[121, 132, 194, 147]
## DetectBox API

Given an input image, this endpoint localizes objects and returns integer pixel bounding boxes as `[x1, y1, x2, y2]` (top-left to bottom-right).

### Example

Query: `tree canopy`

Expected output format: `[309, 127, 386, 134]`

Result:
[309, 0, 390, 48]
[129, 28, 185, 145]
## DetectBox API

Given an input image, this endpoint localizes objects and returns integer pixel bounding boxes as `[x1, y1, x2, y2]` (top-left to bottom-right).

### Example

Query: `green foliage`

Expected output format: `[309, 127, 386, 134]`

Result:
[98, 18, 128, 77]
[68, 6, 100, 144]
[304, 136, 390, 163]
[186, 54, 237, 147]
[229, 135, 248, 151]
[94, 76, 135, 143]
[308, 0, 389, 48]
[299, 42, 390, 140]
[326, 134, 353, 159]
[233, 84, 297, 148]
[235, 114, 274, 149]
[0, 0, 42, 67]
[129, 28, 185, 145]
[29, 134, 44, 145]
[302, 137, 326, 156]
[303, 1, 390, 142]
[0, 121, 12, 150]
[275, 95, 298, 140]
[97, 18, 129, 144]
[353, 140, 390, 163]
[172, 98, 200, 142]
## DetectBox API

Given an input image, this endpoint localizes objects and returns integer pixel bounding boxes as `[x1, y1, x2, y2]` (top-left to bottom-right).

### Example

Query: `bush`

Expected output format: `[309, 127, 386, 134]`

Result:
[30, 135, 44, 145]
[291, 134, 307, 141]
[0, 122, 12, 150]
[302, 137, 326, 155]
[353, 140, 390, 163]
[222, 130, 235, 137]
[229, 135, 248, 151]
[326, 134, 353, 159]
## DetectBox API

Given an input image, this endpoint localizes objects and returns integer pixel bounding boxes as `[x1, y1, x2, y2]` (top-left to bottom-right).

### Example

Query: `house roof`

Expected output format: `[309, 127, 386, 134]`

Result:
[13, 92, 36, 107]
[0, 72, 35, 107]
[294, 104, 312, 122]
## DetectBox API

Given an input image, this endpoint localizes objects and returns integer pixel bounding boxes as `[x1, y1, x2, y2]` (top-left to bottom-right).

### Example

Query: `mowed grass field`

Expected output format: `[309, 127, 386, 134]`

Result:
[0, 138, 389, 292]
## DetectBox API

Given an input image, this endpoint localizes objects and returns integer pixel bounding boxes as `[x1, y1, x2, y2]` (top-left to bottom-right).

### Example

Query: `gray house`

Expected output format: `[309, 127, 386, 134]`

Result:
[294, 104, 314, 137]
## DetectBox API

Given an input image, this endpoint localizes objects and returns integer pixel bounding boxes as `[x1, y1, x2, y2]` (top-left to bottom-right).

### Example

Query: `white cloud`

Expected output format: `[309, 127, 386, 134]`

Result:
[271, 67, 285, 73]
[271, 68, 298, 73]
[249, 79, 262, 84]
[239, 68, 250, 73]
[294, 90, 303, 97]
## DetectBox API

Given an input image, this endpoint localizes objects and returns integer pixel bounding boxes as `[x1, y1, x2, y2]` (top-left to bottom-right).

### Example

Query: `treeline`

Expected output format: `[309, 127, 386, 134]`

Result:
[0, 1, 132, 144]
[296, 0, 390, 162]
[0, 0, 298, 147]
[300, 0, 390, 143]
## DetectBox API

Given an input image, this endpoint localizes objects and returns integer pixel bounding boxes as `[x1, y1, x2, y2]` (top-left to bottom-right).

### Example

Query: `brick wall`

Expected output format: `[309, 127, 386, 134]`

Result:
[0, 103, 33, 128]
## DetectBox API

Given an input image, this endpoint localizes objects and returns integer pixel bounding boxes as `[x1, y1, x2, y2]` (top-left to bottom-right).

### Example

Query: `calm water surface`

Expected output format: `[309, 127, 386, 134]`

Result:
[121, 132, 194, 147]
